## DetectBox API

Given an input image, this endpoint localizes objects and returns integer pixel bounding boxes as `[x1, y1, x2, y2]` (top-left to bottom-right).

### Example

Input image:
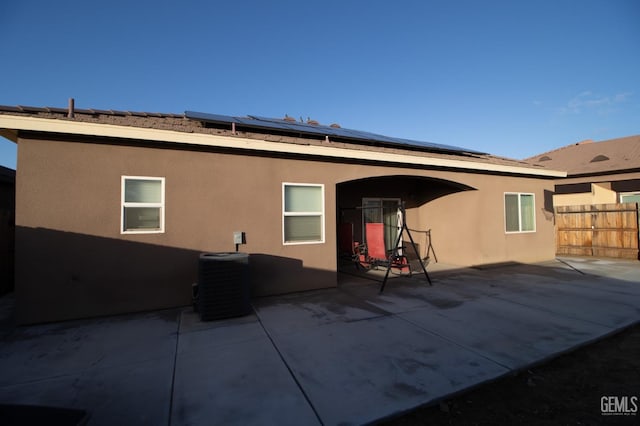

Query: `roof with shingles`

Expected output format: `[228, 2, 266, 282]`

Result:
[525, 135, 640, 176]
[0, 104, 561, 176]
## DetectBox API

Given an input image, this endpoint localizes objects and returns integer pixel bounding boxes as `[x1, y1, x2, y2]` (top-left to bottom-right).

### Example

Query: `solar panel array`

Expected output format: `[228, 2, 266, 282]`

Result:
[185, 110, 483, 155]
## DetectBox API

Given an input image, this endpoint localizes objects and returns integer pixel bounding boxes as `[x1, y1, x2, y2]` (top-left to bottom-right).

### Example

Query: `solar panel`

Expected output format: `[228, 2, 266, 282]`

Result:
[248, 115, 340, 135]
[186, 111, 239, 125]
[184, 111, 484, 155]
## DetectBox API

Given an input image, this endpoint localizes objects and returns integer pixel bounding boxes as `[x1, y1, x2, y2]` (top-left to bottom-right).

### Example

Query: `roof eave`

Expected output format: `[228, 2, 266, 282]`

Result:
[0, 128, 18, 143]
[566, 167, 640, 179]
[0, 114, 567, 178]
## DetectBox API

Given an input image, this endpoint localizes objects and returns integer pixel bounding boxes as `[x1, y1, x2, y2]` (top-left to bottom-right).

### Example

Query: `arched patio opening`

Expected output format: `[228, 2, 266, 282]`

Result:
[336, 175, 475, 266]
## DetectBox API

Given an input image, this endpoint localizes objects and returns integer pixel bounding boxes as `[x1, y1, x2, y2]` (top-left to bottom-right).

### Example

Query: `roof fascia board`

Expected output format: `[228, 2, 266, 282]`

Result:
[562, 169, 640, 184]
[0, 128, 18, 142]
[0, 115, 566, 178]
[565, 168, 640, 179]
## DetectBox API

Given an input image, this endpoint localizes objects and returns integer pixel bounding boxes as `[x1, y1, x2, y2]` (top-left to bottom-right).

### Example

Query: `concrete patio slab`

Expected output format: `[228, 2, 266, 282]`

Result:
[253, 312, 508, 425]
[0, 257, 638, 425]
[170, 310, 319, 426]
[0, 310, 179, 426]
[398, 296, 611, 369]
[433, 264, 640, 329]
[250, 287, 389, 336]
[558, 256, 640, 282]
[1, 358, 175, 426]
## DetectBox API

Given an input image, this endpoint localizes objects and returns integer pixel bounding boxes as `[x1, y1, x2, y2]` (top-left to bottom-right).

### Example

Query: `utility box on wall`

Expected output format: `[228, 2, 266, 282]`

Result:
[233, 231, 246, 245]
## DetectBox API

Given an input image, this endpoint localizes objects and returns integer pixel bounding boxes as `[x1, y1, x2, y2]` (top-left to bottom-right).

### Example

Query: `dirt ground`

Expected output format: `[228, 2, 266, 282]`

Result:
[383, 323, 640, 425]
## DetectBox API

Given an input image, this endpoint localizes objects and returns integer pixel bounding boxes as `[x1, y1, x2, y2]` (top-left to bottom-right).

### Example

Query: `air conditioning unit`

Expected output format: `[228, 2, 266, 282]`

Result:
[197, 252, 251, 321]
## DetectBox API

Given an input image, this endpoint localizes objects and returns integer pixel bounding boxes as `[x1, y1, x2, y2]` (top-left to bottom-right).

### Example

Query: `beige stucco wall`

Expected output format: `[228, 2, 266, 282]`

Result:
[15, 134, 556, 323]
[409, 174, 555, 265]
[553, 182, 617, 207]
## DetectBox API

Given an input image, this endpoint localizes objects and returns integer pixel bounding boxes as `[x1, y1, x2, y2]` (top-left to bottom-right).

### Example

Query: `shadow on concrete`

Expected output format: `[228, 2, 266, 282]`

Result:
[0, 403, 89, 426]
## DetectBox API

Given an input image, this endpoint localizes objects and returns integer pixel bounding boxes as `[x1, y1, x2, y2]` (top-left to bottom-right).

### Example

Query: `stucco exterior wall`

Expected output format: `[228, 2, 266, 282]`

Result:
[416, 174, 556, 265]
[0, 171, 15, 296]
[553, 182, 617, 207]
[15, 134, 556, 323]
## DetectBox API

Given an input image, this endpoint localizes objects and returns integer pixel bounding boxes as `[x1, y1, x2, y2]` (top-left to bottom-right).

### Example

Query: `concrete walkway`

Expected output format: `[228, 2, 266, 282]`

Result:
[0, 257, 638, 425]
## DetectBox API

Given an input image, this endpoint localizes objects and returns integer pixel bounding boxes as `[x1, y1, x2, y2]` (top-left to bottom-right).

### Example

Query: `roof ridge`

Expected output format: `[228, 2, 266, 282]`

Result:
[524, 139, 595, 161]
[526, 134, 640, 161]
[0, 104, 184, 119]
[0, 105, 567, 177]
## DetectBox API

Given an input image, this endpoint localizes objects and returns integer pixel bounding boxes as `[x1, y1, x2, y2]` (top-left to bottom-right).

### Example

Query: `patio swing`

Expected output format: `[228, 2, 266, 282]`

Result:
[349, 203, 432, 293]
[353, 223, 411, 276]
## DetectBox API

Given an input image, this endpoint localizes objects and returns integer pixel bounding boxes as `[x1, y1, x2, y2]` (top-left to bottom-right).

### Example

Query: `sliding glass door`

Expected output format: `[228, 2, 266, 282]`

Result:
[362, 198, 402, 253]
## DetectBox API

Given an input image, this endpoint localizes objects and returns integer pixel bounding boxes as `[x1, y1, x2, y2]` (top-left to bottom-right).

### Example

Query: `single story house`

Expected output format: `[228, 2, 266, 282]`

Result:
[525, 135, 640, 206]
[0, 104, 564, 324]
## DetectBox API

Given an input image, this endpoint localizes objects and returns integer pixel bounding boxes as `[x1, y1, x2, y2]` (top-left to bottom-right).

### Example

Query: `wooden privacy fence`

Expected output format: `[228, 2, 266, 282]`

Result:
[556, 203, 639, 259]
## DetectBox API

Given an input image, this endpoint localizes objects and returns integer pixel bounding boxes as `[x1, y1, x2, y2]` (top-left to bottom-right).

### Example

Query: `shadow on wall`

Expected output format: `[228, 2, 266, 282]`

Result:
[15, 227, 337, 324]
[0, 211, 14, 295]
[15, 227, 201, 325]
[0, 170, 15, 295]
[250, 253, 336, 297]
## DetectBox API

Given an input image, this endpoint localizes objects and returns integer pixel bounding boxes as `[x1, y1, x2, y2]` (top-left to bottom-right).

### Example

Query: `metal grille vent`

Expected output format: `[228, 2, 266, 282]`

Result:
[197, 253, 251, 321]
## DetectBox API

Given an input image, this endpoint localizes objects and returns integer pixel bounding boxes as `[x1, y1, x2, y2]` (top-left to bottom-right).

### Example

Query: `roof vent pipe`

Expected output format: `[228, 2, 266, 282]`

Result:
[67, 98, 75, 118]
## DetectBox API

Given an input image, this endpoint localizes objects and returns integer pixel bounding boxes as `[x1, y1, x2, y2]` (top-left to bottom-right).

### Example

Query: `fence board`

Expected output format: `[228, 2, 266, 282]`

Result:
[556, 202, 639, 259]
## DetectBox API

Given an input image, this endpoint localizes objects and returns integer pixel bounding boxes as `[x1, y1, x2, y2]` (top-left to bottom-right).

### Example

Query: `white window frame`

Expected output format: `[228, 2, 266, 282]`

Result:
[121, 176, 165, 234]
[504, 192, 536, 234]
[620, 192, 640, 203]
[282, 182, 325, 245]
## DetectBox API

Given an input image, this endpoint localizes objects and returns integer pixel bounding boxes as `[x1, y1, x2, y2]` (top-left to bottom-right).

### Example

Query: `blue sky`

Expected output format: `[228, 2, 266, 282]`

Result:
[1, 0, 638, 169]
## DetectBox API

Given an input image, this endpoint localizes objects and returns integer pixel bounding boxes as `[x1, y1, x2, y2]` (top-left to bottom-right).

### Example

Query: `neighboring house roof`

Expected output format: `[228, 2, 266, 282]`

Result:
[0, 104, 565, 178]
[525, 135, 640, 177]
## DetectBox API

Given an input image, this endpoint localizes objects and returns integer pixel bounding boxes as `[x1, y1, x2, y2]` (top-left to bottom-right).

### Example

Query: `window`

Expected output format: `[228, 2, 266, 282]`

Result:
[122, 176, 165, 233]
[283, 183, 324, 244]
[620, 192, 640, 204]
[505, 193, 535, 233]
